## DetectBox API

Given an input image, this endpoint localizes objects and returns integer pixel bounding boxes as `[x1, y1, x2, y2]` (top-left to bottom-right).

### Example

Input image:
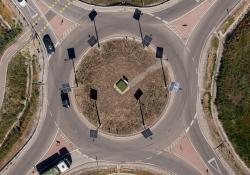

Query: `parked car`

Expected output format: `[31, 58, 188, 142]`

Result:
[43, 34, 55, 54]
[17, 0, 27, 7]
[60, 91, 70, 108]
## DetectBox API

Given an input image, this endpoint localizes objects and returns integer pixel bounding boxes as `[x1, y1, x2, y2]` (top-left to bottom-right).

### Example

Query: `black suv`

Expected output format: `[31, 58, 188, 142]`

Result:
[43, 34, 55, 54]
[60, 91, 70, 108]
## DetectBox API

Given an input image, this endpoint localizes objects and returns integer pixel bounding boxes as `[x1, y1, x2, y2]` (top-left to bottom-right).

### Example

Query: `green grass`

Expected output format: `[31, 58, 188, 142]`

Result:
[216, 11, 250, 167]
[116, 79, 128, 92]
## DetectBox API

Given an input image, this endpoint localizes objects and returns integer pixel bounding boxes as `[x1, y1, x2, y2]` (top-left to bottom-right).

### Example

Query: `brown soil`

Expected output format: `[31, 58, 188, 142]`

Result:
[75, 39, 169, 136]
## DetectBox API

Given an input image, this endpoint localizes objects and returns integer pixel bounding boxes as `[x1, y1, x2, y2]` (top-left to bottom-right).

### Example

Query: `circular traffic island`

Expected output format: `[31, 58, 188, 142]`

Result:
[74, 38, 170, 136]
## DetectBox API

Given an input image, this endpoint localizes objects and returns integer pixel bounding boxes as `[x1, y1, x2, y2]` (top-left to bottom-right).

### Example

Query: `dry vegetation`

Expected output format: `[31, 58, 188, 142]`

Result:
[0, 40, 41, 169]
[75, 39, 169, 135]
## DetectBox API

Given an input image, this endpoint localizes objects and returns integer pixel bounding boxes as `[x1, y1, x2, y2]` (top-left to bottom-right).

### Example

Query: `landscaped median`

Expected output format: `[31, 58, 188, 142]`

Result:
[0, 40, 41, 169]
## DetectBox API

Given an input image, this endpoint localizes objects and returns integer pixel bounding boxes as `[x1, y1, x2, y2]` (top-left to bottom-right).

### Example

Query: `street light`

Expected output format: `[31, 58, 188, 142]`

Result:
[89, 9, 100, 48]
[67, 48, 78, 87]
[156, 47, 167, 88]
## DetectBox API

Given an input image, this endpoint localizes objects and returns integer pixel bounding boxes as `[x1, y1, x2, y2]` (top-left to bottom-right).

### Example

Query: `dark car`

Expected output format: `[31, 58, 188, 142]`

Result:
[60, 91, 70, 108]
[43, 34, 55, 54]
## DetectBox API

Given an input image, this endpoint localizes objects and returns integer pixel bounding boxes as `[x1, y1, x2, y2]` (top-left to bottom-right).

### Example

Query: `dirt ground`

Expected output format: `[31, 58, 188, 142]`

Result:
[75, 39, 169, 136]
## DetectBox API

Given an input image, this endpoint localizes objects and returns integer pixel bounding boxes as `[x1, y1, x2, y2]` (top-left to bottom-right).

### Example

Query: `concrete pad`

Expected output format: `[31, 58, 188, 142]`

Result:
[172, 135, 212, 175]
[49, 15, 73, 39]
[170, 0, 216, 41]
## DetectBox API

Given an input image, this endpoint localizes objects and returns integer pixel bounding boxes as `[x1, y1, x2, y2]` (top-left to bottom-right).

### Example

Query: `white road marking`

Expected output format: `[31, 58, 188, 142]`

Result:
[162, 20, 169, 24]
[196, 68, 198, 74]
[190, 119, 194, 126]
[185, 126, 190, 133]
[194, 113, 197, 119]
[155, 16, 161, 20]
[192, 57, 195, 62]
[147, 13, 154, 17]
[208, 157, 222, 174]
[146, 156, 152, 160]
[55, 42, 59, 47]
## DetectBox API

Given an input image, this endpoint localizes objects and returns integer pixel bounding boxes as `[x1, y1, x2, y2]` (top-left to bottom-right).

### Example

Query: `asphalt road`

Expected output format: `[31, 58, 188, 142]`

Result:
[2, 0, 243, 174]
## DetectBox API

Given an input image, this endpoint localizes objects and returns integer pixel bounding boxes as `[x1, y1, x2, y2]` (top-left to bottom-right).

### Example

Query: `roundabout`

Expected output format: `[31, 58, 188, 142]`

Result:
[2, 0, 243, 175]
[74, 38, 171, 136]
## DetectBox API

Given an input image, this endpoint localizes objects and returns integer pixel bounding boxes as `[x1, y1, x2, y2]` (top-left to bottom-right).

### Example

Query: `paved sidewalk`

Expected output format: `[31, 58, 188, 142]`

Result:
[0, 29, 32, 108]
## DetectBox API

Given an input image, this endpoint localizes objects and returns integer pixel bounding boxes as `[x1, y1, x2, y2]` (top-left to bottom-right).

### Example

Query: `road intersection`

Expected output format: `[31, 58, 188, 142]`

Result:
[1, 0, 243, 174]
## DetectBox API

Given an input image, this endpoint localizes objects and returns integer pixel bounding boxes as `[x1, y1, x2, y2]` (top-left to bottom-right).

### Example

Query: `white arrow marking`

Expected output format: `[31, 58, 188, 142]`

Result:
[208, 157, 222, 174]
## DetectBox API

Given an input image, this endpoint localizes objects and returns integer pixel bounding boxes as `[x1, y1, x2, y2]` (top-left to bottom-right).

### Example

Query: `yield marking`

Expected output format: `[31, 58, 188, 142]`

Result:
[208, 157, 221, 174]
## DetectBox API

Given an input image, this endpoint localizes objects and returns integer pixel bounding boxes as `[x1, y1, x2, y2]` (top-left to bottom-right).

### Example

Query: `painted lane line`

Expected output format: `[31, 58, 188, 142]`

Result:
[190, 119, 194, 126]
[192, 57, 195, 62]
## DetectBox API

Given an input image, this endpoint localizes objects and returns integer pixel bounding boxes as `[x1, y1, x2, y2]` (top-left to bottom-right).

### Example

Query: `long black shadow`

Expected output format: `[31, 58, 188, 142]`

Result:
[160, 59, 167, 87]
[95, 101, 101, 126]
[139, 99, 145, 126]
[93, 19, 100, 48]
[138, 20, 144, 47]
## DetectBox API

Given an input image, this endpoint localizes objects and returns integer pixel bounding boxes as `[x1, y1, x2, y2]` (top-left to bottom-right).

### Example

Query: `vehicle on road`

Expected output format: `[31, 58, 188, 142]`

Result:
[60, 90, 70, 108]
[43, 34, 55, 54]
[41, 159, 70, 175]
[17, 0, 27, 7]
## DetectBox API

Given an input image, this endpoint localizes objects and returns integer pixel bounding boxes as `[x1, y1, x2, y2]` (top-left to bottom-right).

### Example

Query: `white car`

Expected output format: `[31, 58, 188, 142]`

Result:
[17, 0, 27, 7]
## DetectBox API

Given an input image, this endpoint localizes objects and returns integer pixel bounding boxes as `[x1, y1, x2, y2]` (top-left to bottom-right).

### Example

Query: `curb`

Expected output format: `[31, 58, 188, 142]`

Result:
[73, 0, 181, 13]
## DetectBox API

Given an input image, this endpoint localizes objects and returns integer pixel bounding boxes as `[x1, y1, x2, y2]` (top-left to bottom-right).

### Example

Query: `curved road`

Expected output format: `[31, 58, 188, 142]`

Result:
[3, 0, 242, 175]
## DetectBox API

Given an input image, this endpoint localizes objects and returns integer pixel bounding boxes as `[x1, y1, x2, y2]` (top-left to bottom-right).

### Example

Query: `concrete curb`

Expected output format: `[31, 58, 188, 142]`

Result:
[64, 160, 174, 175]
[73, 0, 181, 13]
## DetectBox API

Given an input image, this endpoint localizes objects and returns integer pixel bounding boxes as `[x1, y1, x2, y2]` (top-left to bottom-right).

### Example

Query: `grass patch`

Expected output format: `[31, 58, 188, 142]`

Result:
[0, 53, 28, 142]
[115, 79, 128, 92]
[216, 11, 250, 167]
[0, 51, 40, 168]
